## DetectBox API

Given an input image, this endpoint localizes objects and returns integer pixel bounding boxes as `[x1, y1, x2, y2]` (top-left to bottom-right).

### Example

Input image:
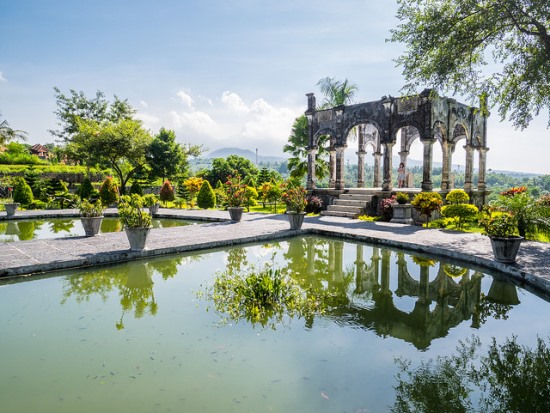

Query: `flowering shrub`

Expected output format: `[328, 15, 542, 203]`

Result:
[225, 173, 247, 207]
[378, 196, 396, 221]
[478, 207, 518, 237]
[305, 196, 323, 214]
[500, 186, 527, 197]
[281, 185, 307, 213]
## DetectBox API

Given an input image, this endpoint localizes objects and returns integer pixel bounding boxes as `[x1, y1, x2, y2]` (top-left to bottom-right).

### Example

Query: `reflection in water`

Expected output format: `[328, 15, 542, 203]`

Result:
[61, 256, 191, 329]
[393, 335, 550, 412]
[0, 217, 193, 242]
[60, 237, 525, 348]
[281, 238, 490, 349]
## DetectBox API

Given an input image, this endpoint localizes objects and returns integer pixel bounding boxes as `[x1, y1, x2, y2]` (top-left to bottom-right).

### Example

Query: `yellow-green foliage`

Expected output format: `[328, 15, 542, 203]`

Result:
[197, 180, 216, 209]
[441, 204, 479, 229]
[411, 192, 443, 222]
[446, 189, 469, 204]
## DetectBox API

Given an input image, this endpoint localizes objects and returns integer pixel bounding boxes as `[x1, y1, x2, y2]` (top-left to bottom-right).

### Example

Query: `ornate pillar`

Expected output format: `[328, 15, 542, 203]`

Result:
[335, 145, 346, 190]
[477, 148, 489, 191]
[464, 144, 474, 192]
[440, 141, 451, 190]
[306, 146, 317, 190]
[373, 151, 382, 187]
[329, 148, 336, 188]
[420, 138, 434, 191]
[382, 142, 395, 191]
[357, 125, 366, 188]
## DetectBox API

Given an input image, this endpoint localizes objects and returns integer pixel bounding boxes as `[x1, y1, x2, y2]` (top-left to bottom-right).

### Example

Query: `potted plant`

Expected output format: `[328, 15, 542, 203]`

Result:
[118, 194, 152, 251]
[281, 184, 307, 230]
[395, 192, 409, 205]
[479, 208, 523, 263]
[224, 173, 247, 222]
[3, 190, 20, 217]
[143, 193, 160, 216]
[79, 199, 105, 236]
[391, 192, 414, 224]
[411, 192, 443, 226]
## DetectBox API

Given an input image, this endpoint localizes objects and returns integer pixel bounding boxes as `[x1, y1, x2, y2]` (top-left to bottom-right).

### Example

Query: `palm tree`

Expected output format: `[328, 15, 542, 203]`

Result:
[0, 113, 27, 145]
[316, 77, 358, 108]
[284, 115, 328, 180]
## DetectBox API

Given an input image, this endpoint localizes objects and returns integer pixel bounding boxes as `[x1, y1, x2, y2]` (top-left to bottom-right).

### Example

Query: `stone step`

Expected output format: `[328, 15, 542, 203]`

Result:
[339, 194, 373, 201]
[321, 210, 359, 218]
[334, 199, 370, 207]
[327, 205, 364, 213]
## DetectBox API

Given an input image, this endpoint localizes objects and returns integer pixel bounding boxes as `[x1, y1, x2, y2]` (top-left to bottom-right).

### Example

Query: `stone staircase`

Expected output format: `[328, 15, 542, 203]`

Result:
[321, 189, 375, 219]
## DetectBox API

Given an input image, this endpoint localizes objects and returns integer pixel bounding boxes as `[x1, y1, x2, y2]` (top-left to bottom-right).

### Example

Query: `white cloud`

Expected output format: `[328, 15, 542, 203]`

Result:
[169, 110, 222, 137]
[140, 100, 148, 108]
[135, 112, 160, 128]
[221, 91, 249, 113]
[177, 90, 195, 109]
[0, 72, 6, 82]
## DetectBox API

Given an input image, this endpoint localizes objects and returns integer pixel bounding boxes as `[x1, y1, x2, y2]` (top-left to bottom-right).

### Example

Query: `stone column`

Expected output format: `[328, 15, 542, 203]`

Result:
[306, 147, 317, 190]
[357, 150, 366, 188]
[464, 144, 474, 192]
[420, 138, 434, 191]
[373, 151, 382, 188]
[329, 148, 336, 188]
[335, 145, 346, 190]
[440, 141, 451, 190]
[382, 142, 395, 191]
[357, 125, 366, 188]
[477, 148, 489, 191]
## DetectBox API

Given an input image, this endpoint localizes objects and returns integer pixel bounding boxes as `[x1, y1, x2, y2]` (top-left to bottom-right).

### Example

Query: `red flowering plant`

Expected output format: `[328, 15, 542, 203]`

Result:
[281, 181, 307, 213]
[224, 173, 247, 207]
[378, 195, 397, 221]
[500, 186, 527, 197]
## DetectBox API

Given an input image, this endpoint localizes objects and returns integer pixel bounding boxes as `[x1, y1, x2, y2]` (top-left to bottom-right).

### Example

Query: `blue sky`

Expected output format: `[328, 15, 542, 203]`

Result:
[0, 0, 548, 174]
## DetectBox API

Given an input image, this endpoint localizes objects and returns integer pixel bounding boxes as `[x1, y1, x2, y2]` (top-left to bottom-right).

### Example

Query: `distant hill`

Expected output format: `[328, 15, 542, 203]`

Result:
[205, 147, 287, 163]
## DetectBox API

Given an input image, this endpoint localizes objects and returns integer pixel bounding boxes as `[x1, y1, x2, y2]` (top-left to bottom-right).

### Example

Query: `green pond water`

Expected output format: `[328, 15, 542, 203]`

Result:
[0, 217, 194, 242]
[0, 236, 548, 412]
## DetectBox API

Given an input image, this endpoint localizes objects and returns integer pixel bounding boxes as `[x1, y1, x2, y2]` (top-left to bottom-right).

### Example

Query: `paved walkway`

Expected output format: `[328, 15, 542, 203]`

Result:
[1, 208, 549, 297]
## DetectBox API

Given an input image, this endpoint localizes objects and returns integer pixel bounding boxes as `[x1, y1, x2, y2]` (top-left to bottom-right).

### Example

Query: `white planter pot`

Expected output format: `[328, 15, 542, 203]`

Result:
[80, 216, 104, 237]
[4, 203, 20, 217]
[287, 211, 306, 230]
[125, 227, 151, 251]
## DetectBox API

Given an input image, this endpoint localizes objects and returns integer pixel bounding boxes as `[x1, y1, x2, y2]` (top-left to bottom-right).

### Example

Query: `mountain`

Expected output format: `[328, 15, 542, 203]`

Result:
[205, 147, 287, 163]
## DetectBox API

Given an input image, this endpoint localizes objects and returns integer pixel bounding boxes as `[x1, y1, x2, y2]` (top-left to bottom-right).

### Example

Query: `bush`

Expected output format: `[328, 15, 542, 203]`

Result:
[159, 180, 175, 205]
[446, 189, 470, 204]
[99, 177, 119, 206]
[197, 180, 216, 209]
[395, 192, 409, 204]
[78, 177, 95, 200]
[411, 192, 443, 224]
[378, 196, 396, 221]
[441, 203, 479, 229]
[13, 177, 34, 205]
[306, 196, 323, 214]
[129, 181, 144, 196]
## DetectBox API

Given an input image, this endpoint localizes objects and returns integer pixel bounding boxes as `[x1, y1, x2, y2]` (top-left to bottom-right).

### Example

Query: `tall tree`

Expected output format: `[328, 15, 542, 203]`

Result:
[390, 0, 550, 129]
[0, 113, 27, 145]
[50, 87, 135, 164]
[316, 77, 358, 108]
[284, 115, 329, 180]
[74, 118, 152, 194]
[147, 128, 186, 182]
[200, 155, 259, 186]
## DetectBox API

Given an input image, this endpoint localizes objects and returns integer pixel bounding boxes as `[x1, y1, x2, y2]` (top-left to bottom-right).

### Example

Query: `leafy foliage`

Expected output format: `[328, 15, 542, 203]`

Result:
[117, 194, 152, 228]
[199, 262, 332, 329]
[441, 204, 479, 230]
[13, 177, 33, 205]
[390, 0, 550, 129]
[479, 208, 518, 237]
[99, 176, 119, 206]
[412, 192, 443, 223]
[378, 196, 397, 221]
[197, 180, 216, 209]
[79, 199, 105, 217]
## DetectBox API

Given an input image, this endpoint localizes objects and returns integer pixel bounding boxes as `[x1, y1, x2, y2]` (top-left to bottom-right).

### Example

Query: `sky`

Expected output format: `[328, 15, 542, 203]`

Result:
[0, 0, 548, 174]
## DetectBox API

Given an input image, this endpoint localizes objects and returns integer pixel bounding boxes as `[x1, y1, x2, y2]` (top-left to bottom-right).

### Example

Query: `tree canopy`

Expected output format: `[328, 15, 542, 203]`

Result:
[316, 77, 358, 108]
[0, 113, 27, 145]
[75, 118, 152, 194]
[390, 0, 550, 129]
